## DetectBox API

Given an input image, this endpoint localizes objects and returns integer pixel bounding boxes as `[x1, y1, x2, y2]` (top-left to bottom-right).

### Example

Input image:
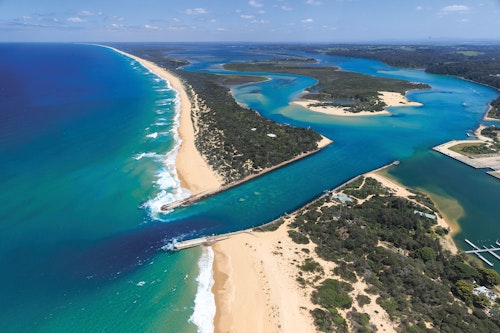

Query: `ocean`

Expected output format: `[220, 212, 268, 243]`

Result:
[1, 43, 499, 332]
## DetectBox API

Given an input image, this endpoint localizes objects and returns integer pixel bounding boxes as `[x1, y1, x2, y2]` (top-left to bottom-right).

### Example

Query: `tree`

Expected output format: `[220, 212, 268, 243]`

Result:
[414, 247, 437, 262]
[454, 280, 474, 305]
[478, 267, 500, 287]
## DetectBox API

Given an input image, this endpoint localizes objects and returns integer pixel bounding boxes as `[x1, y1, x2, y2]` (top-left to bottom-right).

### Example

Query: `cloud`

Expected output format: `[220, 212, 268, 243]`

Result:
[105, 15, 125, 22]
[251, 19, 269, 24]
[67, 17, 86, 23]
[241, 14, 255, 19]
[306, 0, 322, 5]
[78, 10, 101, 17]
[249, 0, 264, 8]
[144, 24, 161, 30]
[441, 5, 470, 12]
[301, 18, 313, 23]
[183, 8, 208, 15]
[281, 5, 293, 11]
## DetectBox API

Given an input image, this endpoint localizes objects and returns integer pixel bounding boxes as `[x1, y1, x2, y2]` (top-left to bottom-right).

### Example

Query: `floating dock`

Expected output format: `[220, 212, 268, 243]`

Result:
[464, 239, 500, 267]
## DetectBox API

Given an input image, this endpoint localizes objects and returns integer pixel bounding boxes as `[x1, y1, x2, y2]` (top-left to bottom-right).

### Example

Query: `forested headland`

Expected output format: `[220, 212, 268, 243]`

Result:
[118, 45, 323, 184]
[267, 176, 500, 332]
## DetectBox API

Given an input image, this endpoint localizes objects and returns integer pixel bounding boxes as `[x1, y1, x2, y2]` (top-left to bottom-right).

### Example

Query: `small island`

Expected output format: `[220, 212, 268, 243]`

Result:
[224, 62, 428, 116]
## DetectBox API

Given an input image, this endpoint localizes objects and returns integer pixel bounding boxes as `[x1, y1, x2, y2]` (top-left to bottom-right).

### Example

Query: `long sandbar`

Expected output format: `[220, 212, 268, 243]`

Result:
[101, 45, 222, 195]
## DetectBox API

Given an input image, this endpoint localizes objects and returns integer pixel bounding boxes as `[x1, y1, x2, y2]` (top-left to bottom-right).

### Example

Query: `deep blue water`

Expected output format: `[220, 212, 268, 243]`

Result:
[1, 43, 499, 332]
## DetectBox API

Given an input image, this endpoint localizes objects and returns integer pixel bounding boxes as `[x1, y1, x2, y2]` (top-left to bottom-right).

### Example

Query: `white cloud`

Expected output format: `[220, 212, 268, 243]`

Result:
[67, 17, 86, 23]
[144, 24, 161, 30]
[441, 5, 470, 12]
[249, 0, 264, 8]
[183, 8, 208, 15]
[106, 15, 125, 22]
[306, 0, 322, 5]
[78, 10, 97, 17]
[217, 27, 225, 31]
[241, 14, 255, 19]
[251, 19, 269, 24]
[281, 5, 292, 11]
[301, 18, 313, 23]
[209, 19, 217, 23]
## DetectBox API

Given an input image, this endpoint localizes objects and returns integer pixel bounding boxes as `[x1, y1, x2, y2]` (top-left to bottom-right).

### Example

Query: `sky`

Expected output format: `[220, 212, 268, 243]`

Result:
[0, 0, 500, 43]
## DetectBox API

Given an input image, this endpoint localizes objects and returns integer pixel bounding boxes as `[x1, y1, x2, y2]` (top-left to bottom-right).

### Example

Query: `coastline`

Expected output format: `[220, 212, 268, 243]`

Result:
[101, 45, 223, 195]
[100, 46, 333, 211]
[210, 167, 458, 332]
[292, 90, 422, 117]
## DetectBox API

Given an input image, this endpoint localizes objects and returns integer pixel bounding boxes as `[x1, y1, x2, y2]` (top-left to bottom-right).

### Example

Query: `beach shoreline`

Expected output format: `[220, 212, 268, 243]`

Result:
[102, 45, 333, 212]
[292, 90, 422, 116]
[210, 167, 459, 332]
[100, 45, 223, 196]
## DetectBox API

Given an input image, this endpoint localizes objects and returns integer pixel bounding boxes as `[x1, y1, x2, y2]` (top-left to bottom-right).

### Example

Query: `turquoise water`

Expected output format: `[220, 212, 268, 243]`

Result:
[1, 43, 499, 332]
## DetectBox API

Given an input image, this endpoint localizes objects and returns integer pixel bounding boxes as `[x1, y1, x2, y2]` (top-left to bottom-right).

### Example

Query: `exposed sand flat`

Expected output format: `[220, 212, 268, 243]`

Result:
[292, 90, 422, 117]
[101, 45, 223, 195]
[212, 221, 317, 333]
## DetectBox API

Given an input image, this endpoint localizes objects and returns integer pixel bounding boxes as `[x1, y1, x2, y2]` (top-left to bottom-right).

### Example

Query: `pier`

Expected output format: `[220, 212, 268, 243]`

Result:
[464, 239, 500, 267]
[171, 230, 250, 251]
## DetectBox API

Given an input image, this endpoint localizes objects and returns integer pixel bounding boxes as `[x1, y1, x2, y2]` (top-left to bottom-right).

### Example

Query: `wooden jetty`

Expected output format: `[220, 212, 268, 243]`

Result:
[464, 239, 500, 267]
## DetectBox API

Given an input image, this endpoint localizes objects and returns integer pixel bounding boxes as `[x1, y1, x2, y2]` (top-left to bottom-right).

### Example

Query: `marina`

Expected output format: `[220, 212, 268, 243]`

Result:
[464, 239, 500, 267]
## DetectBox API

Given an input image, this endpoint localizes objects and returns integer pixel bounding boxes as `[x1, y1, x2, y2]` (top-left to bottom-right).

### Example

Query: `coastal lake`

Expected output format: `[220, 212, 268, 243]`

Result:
[0, 43, 499, 332]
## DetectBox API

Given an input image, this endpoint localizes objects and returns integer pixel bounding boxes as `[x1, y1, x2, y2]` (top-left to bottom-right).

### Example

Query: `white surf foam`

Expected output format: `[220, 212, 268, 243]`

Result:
[189, 246, 216, 333]
[133, 152, 163, 161]
[146, 132, 158, 139]
[126, 56, 187, 221]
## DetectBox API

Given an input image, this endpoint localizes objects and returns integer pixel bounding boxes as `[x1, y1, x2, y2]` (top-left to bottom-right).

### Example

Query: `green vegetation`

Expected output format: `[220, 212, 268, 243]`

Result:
[481, 126, 500, 142]
[300, 258, 323, 273]
[215, 74, 267, 86]
[294, 44, 500, 119]
[289, 177, 500, 332]
[449, 142, 498, 156]
[224, 62, 428, 113]
[288, 229, 310, 244]
[253, 217, 285, 232]
[341, 176, 389, 199]
[313, 278, 353, 309]
[123, 45, 323, 184]
[490, 98, 500, 119]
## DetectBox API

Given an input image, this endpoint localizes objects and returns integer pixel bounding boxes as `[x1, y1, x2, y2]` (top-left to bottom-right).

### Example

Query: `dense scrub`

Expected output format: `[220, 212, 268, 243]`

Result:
[291, 176, 500, 332]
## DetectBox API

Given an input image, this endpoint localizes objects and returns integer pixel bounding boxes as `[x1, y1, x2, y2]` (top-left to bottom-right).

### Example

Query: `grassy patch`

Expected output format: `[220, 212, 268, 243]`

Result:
[449, 142, 497, 156]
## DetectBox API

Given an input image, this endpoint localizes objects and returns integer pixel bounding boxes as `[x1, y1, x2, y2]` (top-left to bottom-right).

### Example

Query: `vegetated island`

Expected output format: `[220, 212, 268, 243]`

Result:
[287, 44, 500, 120]
[211, 170, 500, 333]
[434, 125, 500, 179]
[224, 62, 429, 116]
[110, 44, 331, 209]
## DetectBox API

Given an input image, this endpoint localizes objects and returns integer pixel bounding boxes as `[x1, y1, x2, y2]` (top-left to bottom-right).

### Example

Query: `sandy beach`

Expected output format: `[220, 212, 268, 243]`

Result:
[292, 91, 422, 117]
[211, 171, 458, 333]
[102, 46, 223, 195]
